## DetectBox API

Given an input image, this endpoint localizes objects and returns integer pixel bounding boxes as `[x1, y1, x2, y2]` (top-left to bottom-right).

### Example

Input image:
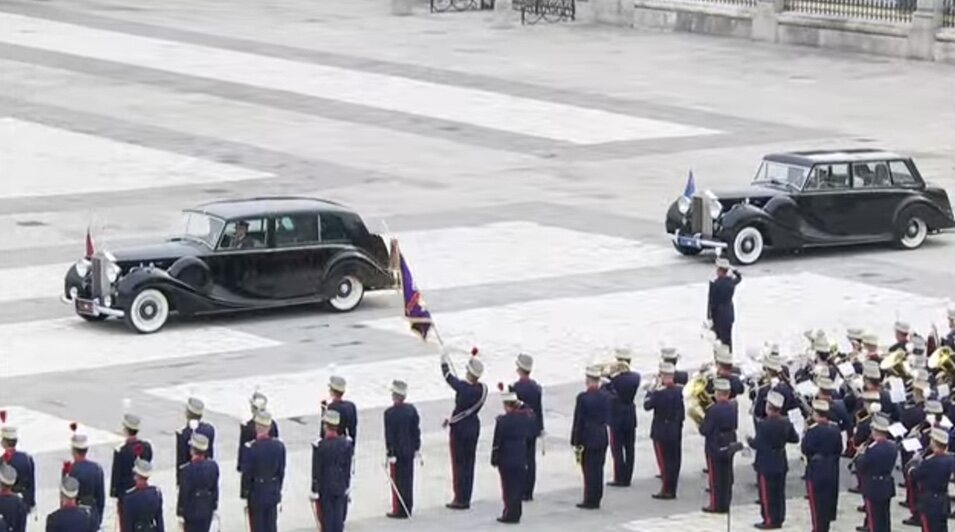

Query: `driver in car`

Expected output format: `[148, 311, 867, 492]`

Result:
[233, 221, 257, 249]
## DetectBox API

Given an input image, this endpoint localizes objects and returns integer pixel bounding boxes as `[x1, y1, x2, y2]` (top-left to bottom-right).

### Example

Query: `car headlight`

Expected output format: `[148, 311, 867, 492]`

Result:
[704, 190, 722, 220]
[74, 258, 91, 277]
[105, 261, 121, 283]
[677, 196, 691, 215]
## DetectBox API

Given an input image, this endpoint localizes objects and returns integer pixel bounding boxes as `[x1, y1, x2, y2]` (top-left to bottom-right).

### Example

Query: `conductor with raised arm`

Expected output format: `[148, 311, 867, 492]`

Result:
[708, 257, 742, 352]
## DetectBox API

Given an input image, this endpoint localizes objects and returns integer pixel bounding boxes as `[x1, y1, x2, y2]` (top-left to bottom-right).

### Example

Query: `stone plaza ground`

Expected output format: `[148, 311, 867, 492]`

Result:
[0, 0, 953, 529]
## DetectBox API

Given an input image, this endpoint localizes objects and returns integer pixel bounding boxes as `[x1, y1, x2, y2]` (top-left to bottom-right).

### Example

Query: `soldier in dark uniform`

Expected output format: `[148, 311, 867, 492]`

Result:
[0, 464, 27, 532]
[384, 379, 420, 519]
[855, 414, 898, 532]
[707, 257, 741, 352]
[45, 476, 96, 532]
[861, 333, 884, 365]
[748, 391, 799, 529]
[848, 391, 881, 494]
[63, 433, 105, 529]
[899, 379, 930, 527]
[604, 351, 640, 487]
[661, 347, 688, 385]
[176, 398, 216, 486]
[802, 400, 843, 532]
[816, 378, 851, 434]
[706, 347, 745, 399]
[492, 391, 531, 523]
[511, 353, 543, 502]
[571, 365, 611, 510]
[910, 428, 955, 532]
[0, 425, 34, 513]
[441, 354, 487, 510]
[752, 358, 797, 426]
[700, 378, 739, 514]
[240, 410, 285, 532]
[888, 321, 911, 354]
[111, 413, 153, 529]
[177, 433, 219, 532]
[311, 410, 354, 532]
[237, 392, 279, 475]
[860, 361, 899, 422]
[643, 362, 684, 500]
[321, 376, 357, 443]
[121, 459, 163, 532]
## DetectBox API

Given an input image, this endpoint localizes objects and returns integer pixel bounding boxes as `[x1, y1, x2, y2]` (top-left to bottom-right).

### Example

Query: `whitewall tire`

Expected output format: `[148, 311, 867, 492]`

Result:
[897, 214, 928, 250]
[326, 275, 364, 313]
[728, 226, 764, 265]
[125, 288, 170, 334]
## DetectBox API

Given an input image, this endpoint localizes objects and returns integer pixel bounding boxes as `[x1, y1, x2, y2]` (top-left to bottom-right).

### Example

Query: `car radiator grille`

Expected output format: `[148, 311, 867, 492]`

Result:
[689, 196, 713, 236]
[90, 256, 106, 298]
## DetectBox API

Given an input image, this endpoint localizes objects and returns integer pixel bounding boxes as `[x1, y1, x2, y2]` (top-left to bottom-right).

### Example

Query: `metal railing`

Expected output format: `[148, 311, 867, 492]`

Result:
[695, 0, 757, 7]
[783, 0, 917, 22]
[512, 0, 576, 24]
[943, 0, 954, 27]
[430, 0, 493, 12]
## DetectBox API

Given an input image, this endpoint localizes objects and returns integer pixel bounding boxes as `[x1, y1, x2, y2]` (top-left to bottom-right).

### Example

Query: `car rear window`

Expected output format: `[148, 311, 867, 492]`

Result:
[275, 214, 320, 247]
[852, 161, 891, 188]
[889, 161, 918, 188]
[321, 214, 350, 243]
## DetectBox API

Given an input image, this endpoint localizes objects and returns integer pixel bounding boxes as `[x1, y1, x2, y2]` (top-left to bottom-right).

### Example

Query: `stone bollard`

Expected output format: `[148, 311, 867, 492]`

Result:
[491, 0, 514, 28]
[751, 0, 783, 42]
[392, 0, 414, 16]
[907, 0, 942, 60]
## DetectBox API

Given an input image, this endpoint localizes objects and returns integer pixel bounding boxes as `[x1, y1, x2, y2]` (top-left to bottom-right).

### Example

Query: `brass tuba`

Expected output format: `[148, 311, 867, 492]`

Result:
[685, 365, 715, 427]
[928, 346, 955, 385]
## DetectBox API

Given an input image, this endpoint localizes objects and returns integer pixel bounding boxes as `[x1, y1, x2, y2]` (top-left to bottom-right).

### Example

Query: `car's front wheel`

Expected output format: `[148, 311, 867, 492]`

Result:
[326, 275, 365, 313]
[727, 226, 764, 265]
[124, 288, 170, 334]
[895, 210, 928, 250]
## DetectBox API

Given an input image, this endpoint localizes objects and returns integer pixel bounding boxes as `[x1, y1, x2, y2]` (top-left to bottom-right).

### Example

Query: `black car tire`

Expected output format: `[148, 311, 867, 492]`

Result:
[325, 274, 365, 313]
[672, 241, 703, 256]
[894, 208, 929, 250]
[727, 225, 764, 266]
[124, 287, 170, 334]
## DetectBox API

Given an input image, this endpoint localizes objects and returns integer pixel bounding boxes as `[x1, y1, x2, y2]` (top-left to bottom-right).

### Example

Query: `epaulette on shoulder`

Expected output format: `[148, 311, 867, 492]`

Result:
[312, 439, 321, 448]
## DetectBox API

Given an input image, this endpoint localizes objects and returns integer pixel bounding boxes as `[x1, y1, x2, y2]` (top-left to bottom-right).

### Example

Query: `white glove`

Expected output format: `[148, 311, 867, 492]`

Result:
[440, 352, 451, 366]
[869, 402, 882, 414]
[177, 517, 185, 525]
[387, 456, 397, 464]
[309, 492, 319, 502]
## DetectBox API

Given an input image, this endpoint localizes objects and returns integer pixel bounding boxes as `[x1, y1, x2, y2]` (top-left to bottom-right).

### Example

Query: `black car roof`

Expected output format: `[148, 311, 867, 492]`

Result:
[764, 149, 907, 166]
[188, 197, 355, 220]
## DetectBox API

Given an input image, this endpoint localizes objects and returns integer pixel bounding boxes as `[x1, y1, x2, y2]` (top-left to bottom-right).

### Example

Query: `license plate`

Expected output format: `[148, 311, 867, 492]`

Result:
[75, 298, 96, 316]
[677, 235, 702, 249]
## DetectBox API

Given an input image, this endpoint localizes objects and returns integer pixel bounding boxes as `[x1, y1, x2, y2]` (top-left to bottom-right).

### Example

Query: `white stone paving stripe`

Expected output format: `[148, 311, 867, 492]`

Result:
[0, 208, 178, 251]
[147, 273, 951, 420]
[0, 14, 721, 145]
[0, 262, 70, 303]
[0, 318, 281, 378]
[0, 406, 123, 454]
[0, 118, 273, 198]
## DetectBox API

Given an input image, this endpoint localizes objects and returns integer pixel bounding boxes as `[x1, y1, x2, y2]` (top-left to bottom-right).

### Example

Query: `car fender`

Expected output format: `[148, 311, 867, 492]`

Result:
[893, 196, 952, 229]
[322, 251, 393, 294]
[115, 267, 199, 312]
[166, 256, 213, 294]
[718, 203, 777, 242]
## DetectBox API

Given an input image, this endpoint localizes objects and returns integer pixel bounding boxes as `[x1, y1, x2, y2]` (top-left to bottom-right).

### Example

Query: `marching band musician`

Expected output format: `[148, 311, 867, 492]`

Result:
[240, 409, 285, 532]
[849, 391, 882, 494]
[63, 433, 105, 529]
[643, 362, 685, 500]
[177, 433, 219, 532]
[861, 333, 883, 364]
[176, 397, 216, 486]
[889, 321, 911, 354]
[111, 413, 153, 529]
[238, 392, 279, 475]
[854, 414, 898, 532]
[861, 361, 899, 422]
[491, 391, 533, 524]
[816, 378, 851, 434]
[121, 459, 163, 532]
[0, 424, 35, 514]
[0, 464, 27, 532]
[512, 354, 544, 502]
[700, 378, 739, 514]
[900, 379, 931, 527]
[802, 399, 843, 532]
[944, 308, 955, 349]
[752, 357, 797, 426]
[321, 376, 357, 443]
[845, 328, 866, 363]
[604, 351, 640, 488]
[706, 346, 745, 399]
[910, 428, 955, 532]
[748, 390, 799, 529]
[45, 476, 96, 532]
[441, 353, 487, 510]
[708, 257, 742, 352]
[661, 347, 688, 385]
[571, 365, 611, 510]
[384, 379, 421, 519]
[310, 410, 353, 532]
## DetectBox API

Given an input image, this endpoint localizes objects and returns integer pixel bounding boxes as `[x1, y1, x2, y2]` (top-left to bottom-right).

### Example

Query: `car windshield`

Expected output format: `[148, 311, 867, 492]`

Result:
[179, 211, 224, 248]
[752, 160, 810, 191]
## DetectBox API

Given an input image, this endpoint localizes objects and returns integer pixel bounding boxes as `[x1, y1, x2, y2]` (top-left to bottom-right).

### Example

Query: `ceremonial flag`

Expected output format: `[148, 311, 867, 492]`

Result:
[683, 170, 697, 198]
[85, 225, 95, 258]
[396, 243, 433, 340]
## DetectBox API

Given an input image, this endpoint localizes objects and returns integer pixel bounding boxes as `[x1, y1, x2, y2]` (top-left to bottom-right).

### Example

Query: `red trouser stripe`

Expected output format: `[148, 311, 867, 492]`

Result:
[653, 442, 666, 492]
[706, 455, 715, 510]
[865, 499, 875, 532]
[390, 463, 399, 514]
[921, 513, 930, 532]
[758, 474, 772, 526]
[316, 500, 324, 532]
[499, 468, 508, 510]
[449, 435, 459, 502]
[806, 480, 818, 532]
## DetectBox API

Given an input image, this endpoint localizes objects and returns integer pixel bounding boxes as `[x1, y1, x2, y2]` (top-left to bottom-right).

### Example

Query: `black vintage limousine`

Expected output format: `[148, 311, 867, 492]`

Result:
[665, 150, 955, 265]
[63, 197, 395, 333]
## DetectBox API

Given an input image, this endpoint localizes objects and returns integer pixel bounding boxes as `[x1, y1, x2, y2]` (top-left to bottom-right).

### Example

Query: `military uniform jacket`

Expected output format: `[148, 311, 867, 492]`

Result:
[311, 434, 353, 497]
[177, 457, 219, 521]
[45, 504, 97, 532]
[852, 417, 872, 447]
[442, 362, 487, 439]
[492, 411, 530, 469]
[706, 374, 745, 399]
[911, 453, 955, 495]
[121, 485, 164, 532]
[512, 378, 544, 438]
[753, 382, 797, 418]
[176, 422, 216, 477]
[673, 370, 689, 386]
[2, 450, 35, 509]
[241, 436, 285, 506]
[856, 439, 898, 501]
[826, 398, 852, 432]
[571, 387, 611, 449]
[700, 400, 739, 456]
[237, 419, 278, 472]
[900, 402, 926, 431]
[605, 371, 641, 429]
[384, 402, 421, 460]
[801, 421, 843, 484]
[110, 439, 153, 498]
[0, 490, 28, 532]
[749, 414, 799, 475]
[707, 272, 741, 323]
[66, 459, 105, 520]
[321, 400, 357, 442]
[643, 385, 685, 443]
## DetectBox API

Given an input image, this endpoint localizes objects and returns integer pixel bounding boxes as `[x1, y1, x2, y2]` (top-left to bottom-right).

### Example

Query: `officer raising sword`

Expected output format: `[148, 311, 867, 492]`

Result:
[441, 350, 487, 510]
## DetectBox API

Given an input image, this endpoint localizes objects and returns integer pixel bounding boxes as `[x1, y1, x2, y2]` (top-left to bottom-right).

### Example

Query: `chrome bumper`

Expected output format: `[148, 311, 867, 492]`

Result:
[61, 293, 125, 318]
[671, 230, 728, 249]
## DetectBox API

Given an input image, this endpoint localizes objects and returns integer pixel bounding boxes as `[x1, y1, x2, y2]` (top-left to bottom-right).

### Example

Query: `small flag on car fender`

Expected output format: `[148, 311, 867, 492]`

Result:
[683, 170, 696, 198]
[85, 225, 95, 258]
[395, 241, 433, 340]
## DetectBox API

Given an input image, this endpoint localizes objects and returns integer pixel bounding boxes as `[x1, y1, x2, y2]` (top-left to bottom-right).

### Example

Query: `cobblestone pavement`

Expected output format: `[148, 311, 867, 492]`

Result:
[0, 0, 953, 529]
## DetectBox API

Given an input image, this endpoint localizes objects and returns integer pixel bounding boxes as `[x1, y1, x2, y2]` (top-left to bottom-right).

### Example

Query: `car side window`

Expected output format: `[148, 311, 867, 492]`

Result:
[219, 218, 267, 250]
[852, 161, 891, 189]
[321, 214, 350, 243]
[889, 161, 918, 188]
[274, 214, 320, 247]
[804, 164, 850, 191]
